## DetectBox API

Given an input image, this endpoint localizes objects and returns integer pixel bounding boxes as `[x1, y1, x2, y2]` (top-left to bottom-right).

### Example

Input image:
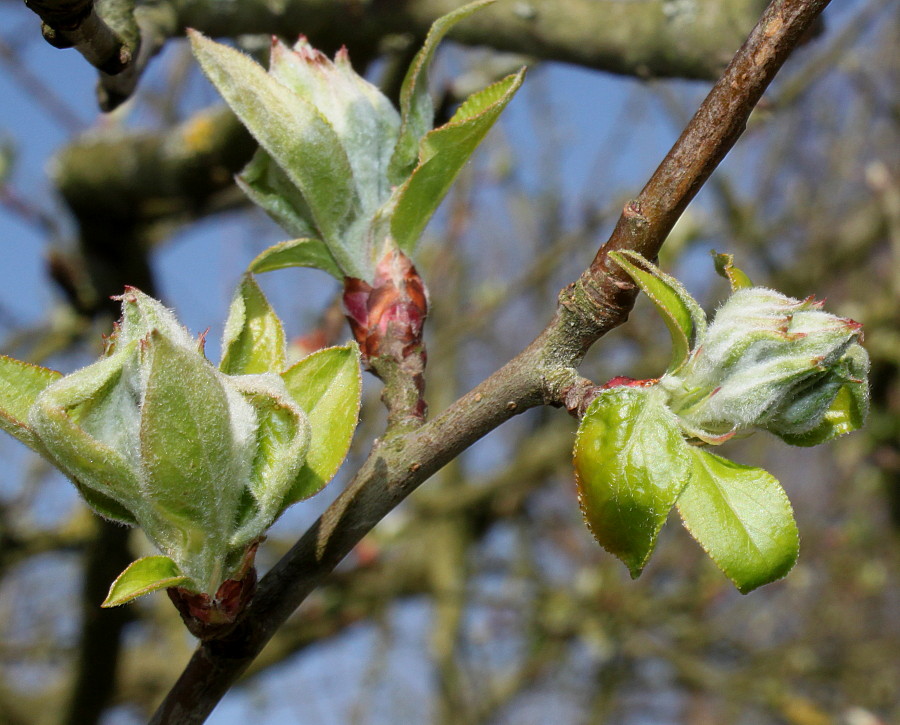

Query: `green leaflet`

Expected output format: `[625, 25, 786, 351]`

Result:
[220, 275, 287, 375]
[0, 355, 61, 451]
[609, 250, 707, 374]
[189, 31, 361, 271]
[677, 449, 799, 593]
[281, 343, 362, 506]
[248, 238, 343, 280]
[390, 69, 525, 252]
[711, 250, 754, 291]
[389, 0, 496, 184]
[102, 556, 189, 607]
[574, 386, 692, 577]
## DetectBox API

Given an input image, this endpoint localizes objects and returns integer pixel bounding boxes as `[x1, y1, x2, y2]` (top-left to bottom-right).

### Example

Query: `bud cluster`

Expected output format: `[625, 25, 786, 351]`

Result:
[30, 289, 310, 596]
[661, 288, 868, 444]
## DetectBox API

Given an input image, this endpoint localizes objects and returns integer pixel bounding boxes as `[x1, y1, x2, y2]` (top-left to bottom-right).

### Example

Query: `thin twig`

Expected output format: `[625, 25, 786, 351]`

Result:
[149, 1, 833, 722]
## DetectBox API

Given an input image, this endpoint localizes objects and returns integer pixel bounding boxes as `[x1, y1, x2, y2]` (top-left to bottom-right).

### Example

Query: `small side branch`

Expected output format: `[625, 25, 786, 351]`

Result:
[25, 0, 137, 75]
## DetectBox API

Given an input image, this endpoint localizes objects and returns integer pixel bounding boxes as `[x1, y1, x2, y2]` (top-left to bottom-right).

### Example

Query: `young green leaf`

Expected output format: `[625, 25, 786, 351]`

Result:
[574, 386, 692, 577]
[269, 38, 400, 213]
[281, 343, 362, 506]
[390, 69, 525, 252]
[711, 250, 754, 291]
[102, 556, 190, 607]
[676, 449, 799, 593]
[248, 238, 343, 280]
[389, 0, 496, 184]
[609, 250, 707, 373]
[189, 31, 361, 267]
[0, 355, 61, 451]
[220, 275, 287, 375]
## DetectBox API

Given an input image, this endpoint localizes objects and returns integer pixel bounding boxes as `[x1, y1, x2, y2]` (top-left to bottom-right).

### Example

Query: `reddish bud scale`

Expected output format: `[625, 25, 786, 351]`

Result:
[166, 541, 260, 640]
[344, 249, 429, 422]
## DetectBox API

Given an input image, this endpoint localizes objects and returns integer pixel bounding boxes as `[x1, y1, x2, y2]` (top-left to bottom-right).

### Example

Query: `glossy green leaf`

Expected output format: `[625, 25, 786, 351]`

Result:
[609, 251, 707, 373]
[711, 250, 753, 290]
[190, 31, 361, 268]
[220, 276, 286, 375]
[0, 355, 61, 451]
[389, 0, 496, 184]
[31, 348, 144, 511]
[236, 148, 319, 240]
[574, 386, 692, 577]
[281, 343, 362, 506]
[677, 449, 799, 593]
[391, 69, 525, 252]
[101, 556, 190, 607]
[248, 238, 342, 280]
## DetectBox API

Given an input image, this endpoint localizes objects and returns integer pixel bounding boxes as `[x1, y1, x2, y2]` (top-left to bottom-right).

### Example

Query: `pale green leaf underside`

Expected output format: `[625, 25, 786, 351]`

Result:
[0, 355, 61, 450]
[237, 148, 319, 240]
[574, 386, 692, 577]
[609, 250, 707, 373]
[102, 556, 189, 607]
[189, 31, 361, 269]
[248, 238, 343, 280]
[677, 448, 799, 594]
[220, 275, 286, 375]
[391, 69, 525, 252]
[281, 343, 361, 506]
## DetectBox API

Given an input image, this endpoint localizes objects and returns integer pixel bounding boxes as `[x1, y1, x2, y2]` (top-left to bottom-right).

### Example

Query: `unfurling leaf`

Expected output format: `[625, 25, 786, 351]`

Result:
[711, 249, 754, 290]
[0, 355, 61, 451]
[248, 238, 342, 280]
[609, 250, 706, 374]
[389, 0, 497, 183]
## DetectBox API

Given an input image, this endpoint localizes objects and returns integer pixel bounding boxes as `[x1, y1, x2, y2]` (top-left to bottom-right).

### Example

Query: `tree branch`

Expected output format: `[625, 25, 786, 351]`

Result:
[149, 0, 832, 722]
[17, 0, 780, 108]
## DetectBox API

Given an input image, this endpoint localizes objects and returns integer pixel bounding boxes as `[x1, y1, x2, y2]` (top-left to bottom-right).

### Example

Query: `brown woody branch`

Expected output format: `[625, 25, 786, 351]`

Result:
[149, 1, 832, 722]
